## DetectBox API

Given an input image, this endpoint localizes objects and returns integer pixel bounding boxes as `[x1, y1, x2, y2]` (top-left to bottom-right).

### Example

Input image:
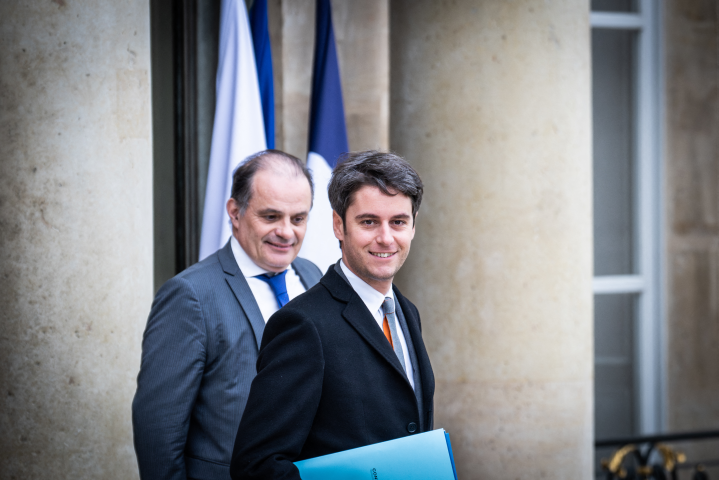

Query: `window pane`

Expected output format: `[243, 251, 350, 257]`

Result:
[594, 293, 637, 440]
[592, 29, 636, 275]
[591, 0, 638, 12]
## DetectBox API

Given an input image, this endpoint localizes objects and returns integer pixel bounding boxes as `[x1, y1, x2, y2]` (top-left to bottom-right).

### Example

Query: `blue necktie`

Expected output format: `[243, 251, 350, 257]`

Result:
[256, 270, 290, 308]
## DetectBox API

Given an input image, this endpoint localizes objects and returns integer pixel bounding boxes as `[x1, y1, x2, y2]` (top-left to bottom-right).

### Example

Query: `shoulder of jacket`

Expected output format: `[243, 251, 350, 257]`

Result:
[293, 256, 322, 275]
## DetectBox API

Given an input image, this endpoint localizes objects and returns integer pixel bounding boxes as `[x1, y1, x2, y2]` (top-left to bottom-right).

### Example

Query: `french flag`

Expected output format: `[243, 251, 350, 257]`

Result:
[199, 0, 269, 260]
[299, 0, 348, 273]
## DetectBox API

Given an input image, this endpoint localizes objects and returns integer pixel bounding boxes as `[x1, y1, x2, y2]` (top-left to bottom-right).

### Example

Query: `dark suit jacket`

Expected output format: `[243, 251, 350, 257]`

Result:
[230, 265, 435, 480]
[132, 241, 322, 480]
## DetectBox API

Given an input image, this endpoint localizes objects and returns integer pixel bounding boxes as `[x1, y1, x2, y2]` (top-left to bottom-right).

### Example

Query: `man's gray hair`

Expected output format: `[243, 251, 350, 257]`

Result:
[328, 150, 423, 224]
[230, 150, 314, 213]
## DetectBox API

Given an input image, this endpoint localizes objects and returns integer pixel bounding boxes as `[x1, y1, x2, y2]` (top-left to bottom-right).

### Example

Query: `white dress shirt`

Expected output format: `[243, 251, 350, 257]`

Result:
[230, 236, 307, 323]
[339, 260, 415, 390]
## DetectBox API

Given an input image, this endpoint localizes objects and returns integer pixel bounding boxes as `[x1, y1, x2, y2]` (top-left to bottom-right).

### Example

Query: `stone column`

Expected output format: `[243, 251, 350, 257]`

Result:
[664, 0, 719, 465]
[0, 1, 152, 478]
[391, 1, 594, 478]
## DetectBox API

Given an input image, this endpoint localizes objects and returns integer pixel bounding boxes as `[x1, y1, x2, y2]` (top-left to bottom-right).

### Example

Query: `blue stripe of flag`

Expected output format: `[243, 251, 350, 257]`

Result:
[249, 0, 275, 149]
[308, 0, 348, 167]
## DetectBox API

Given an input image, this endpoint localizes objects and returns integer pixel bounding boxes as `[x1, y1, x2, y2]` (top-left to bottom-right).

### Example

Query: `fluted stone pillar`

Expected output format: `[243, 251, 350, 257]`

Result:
[391, 1, 594, 478]
[0, 2, 152, 478]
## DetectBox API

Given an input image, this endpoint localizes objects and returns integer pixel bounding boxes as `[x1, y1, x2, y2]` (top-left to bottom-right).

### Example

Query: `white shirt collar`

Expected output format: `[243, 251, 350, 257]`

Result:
[231, 235, 274, 278]
[339, 259, 394, 316]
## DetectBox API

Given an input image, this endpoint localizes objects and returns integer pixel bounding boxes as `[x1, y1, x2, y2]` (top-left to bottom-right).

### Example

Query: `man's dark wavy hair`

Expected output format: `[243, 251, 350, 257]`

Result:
[328, 150, 423, 225]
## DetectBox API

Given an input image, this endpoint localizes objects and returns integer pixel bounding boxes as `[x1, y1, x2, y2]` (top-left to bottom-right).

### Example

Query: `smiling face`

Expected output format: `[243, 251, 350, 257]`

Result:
[333, 185, 416, 294]
[227, 168, 313, 272]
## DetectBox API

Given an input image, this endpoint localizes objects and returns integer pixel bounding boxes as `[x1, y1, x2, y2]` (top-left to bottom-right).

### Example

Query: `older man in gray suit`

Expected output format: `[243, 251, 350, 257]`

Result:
[132, 150, 322, 480]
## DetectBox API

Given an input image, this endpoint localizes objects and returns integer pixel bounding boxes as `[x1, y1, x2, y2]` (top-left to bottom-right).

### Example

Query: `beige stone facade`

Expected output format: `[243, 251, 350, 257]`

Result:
[0, 1, 153, 478]
[389, 2, 594, 477]
[664, 0, 719, 470]
[1, 0, 717, 479]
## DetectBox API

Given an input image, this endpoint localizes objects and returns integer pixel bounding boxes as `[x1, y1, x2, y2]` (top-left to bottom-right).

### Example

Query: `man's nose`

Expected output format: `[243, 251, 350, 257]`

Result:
[274, 218, 293, 240]
[376, 223, 393, 245]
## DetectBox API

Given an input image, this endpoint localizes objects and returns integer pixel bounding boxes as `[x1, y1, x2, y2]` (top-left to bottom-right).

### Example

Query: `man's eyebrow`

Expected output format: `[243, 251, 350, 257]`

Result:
[256, 208, 282, 215]
[353, 213, 411, 221]
[354, 213, 380, 221]
[256, 208, 309, 216]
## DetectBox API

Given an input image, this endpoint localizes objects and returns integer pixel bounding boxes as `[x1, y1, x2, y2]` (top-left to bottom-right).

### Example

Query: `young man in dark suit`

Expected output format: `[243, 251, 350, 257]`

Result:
[231, 150, 434, 480]
[132, 151, 322, 480]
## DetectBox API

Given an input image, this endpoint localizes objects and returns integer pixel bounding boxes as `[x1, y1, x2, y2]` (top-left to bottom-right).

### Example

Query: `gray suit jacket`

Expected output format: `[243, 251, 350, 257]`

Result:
[132, 241, 322, 480]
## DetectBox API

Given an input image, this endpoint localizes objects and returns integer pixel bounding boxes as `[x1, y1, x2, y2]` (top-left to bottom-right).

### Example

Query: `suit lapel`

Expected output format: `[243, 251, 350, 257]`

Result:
[341, 296, 409, 380]
[393, 297, 424, 421]
[394, 287, 435, 411]
[322, 266, 411, 385]
[218, 241, 265, 349]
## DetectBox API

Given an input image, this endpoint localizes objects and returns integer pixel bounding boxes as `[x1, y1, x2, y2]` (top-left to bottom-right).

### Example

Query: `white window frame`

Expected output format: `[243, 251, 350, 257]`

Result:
[590, 0, 664, 435]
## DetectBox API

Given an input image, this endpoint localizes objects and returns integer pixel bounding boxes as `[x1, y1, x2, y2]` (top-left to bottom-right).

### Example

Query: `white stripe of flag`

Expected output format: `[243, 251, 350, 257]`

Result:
[199, 0, 266, 261]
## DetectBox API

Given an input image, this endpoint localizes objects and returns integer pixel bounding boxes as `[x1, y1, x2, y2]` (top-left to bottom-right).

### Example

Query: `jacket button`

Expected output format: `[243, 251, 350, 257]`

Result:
[407, 422, 418, 433]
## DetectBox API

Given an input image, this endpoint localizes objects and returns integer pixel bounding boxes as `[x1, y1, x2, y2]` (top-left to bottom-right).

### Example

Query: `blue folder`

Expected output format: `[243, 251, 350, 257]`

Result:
[294, 429, 458, 480]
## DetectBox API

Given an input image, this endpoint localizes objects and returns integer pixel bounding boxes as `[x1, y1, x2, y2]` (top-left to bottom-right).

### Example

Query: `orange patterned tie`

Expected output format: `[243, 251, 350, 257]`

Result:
[382, 297, 407, 373]
[382, 316, 394, 348]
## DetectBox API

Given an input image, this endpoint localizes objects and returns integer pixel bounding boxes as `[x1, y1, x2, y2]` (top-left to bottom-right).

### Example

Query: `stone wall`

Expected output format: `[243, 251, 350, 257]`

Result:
[390, 1, 594, 478]
[0, 1, 153, 478]
[664, 0, 719, 470]
[9, 0, 719, 478]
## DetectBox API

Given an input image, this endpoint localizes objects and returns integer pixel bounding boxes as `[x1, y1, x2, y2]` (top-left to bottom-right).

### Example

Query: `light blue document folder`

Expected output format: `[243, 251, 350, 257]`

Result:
[294, 429, 458, 480]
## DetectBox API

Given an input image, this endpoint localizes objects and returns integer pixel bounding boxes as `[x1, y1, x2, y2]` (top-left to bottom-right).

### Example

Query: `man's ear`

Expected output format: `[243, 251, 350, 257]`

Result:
[227, 198, 241, 229]
[332, 211, 344, 242]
